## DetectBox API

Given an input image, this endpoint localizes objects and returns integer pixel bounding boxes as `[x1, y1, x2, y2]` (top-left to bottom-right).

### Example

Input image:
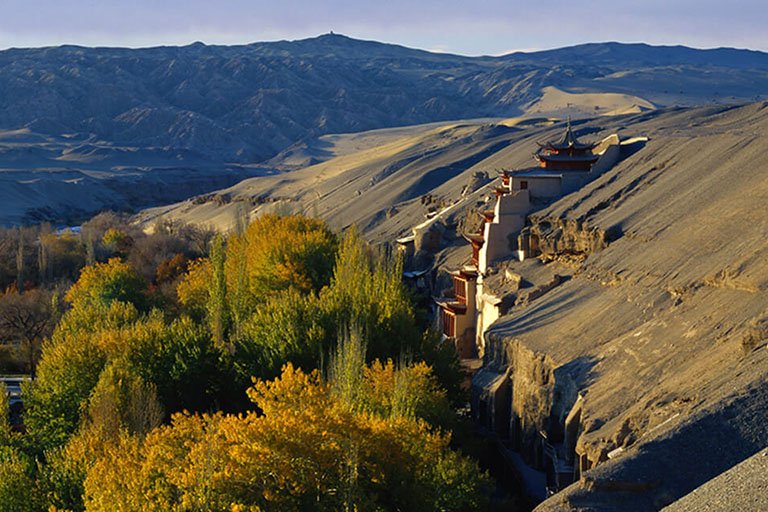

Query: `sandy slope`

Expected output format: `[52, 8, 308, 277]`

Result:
[473, 102, 768, 511]
[525, 86, 655, 118]
[135, 117, 558, 236]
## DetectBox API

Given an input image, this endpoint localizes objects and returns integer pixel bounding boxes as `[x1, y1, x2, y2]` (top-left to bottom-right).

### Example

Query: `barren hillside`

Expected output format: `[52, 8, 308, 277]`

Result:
[481, 102, 768, 510]
[4, 36, 768, 225]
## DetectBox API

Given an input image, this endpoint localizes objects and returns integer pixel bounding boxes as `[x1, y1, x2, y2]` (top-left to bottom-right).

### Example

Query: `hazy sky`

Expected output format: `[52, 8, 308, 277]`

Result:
[1, 0, 766, 54]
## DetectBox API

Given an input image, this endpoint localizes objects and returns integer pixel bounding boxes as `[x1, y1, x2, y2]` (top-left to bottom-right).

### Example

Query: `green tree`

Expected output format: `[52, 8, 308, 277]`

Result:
[23, 300, 139, 451]
[233, 288, 328, 384]
[0, 446, 40, 512]
[65, 259, 148, 312]
[322, 228, 418, 361]
[0, 382, 10, 446]
[124, 315, 230, 415]
[208, 235, 229, 349]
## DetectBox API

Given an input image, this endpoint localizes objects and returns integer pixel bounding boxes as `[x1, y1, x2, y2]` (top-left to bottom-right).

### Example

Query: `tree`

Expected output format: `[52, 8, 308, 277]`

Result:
[101, 229, 133, 258]
[208, 235, 229, 349]
[155, 253, 188, 285]
[65, 259, 148, 311]
[83, 362, 493, 512]
[226, 214, 338, 306]
[321, 228, 419, 361]
[15, 227, 25, 292]
[233, 288, 329, 385]
[23, 300, 139, 452]
[39, 229, 86, 284]
[362, 359, 453, 428]
[123, 315, 230, 415]
[0, 382, 10, 446]
[176, 257, 212, 322]
[0, 446, 40, 512]
[0, 289, 58, 375]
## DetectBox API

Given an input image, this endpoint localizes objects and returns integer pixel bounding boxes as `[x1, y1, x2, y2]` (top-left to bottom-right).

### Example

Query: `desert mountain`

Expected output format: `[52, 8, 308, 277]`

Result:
[3, 35, 768, 225]
[3, 35, 768, 164]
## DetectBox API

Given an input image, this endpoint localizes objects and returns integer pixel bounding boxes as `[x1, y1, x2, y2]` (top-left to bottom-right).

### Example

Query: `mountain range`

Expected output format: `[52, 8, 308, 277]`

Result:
[2, 34, 768, 225]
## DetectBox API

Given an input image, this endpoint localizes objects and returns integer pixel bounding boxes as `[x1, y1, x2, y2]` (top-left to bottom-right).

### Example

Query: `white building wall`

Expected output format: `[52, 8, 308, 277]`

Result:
[475, 285, 502, 357]
[495, 189, 530, 216]
[480, 216, 525, 270]
[590, 134, 621, 175]
[527, 177, 562, 198]
[479, 189, 531, 272]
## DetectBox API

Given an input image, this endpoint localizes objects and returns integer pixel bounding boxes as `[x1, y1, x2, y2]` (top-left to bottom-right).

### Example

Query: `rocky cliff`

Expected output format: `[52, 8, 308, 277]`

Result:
[478, 102, 768, 510]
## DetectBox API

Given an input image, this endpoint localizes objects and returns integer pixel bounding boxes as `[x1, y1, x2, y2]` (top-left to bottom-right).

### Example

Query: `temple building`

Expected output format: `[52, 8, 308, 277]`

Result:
[506, 118, 615, 199]
[417, 120, 634, 500]
[435, 267, 478, 358]
[534, 118, 599, 171]
[435, 120, 621, 357]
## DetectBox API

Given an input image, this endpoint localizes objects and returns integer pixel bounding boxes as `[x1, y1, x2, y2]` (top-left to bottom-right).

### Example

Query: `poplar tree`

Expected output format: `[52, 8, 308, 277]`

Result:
[207, 235, 229, 350]
[230, 207, 249, 340]
[15, 227, 24, 292]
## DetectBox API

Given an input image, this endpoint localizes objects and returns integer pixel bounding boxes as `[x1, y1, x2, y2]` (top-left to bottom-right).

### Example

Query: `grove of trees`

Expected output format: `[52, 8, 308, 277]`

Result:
[0, 213, 492, 511]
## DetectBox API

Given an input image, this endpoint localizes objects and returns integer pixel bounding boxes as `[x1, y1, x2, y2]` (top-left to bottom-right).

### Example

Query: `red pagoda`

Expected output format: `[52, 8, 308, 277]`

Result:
[535, 118, 598, 171]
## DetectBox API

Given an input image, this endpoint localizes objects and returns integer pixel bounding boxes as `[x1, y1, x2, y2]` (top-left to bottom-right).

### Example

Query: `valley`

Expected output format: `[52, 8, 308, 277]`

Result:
[2, 33, 768, 511]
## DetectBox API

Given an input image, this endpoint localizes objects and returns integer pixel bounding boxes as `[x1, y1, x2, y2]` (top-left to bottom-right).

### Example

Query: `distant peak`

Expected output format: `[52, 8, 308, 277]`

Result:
[316, 32, 352, 41]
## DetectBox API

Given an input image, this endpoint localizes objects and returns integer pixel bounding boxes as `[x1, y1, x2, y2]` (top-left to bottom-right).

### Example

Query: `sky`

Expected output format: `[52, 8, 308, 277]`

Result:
[1, 0, 767, 55]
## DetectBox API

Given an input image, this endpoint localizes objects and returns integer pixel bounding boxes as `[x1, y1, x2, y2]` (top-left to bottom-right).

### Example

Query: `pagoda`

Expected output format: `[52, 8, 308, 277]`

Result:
[534, 118, 598, 171]
[433, 119, 620, 358]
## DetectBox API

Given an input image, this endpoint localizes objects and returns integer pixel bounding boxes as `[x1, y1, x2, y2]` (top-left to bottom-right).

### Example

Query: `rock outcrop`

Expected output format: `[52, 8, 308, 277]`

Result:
[473, 102, 768, 510]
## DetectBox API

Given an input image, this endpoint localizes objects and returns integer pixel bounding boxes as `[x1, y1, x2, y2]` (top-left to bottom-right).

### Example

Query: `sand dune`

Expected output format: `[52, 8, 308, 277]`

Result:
[525, 86, 655, 118]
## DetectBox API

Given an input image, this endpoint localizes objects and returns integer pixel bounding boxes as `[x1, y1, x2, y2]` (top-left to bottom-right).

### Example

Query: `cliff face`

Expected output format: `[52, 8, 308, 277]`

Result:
[478, 102, 768, 510]
[519, 216, 613, 263]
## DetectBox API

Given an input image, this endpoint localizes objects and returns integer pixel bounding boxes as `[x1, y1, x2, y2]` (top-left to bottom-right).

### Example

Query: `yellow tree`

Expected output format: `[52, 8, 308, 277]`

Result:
[83, 363, 492, 512]
[226, 214, 337, 307]
[65, 258, 147, 311]
[176, 257, 212, 321]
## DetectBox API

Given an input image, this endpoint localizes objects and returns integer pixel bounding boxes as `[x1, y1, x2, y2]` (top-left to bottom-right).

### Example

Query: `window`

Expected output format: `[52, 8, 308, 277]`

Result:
[520, 180, 528, 190]
[454, 278, 467, 302]
[442, 309, 455, 337]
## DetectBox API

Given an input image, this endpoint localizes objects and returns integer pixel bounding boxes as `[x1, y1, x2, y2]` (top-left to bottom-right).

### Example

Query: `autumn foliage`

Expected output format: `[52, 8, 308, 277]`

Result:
[1, 215, 481, 511]
[84, 363, 491, 512]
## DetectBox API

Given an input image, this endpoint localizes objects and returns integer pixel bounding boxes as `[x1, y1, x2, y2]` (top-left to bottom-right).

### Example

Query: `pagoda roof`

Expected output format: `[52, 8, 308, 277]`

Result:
[539, 117, 597, 151]
[434, 298, 468, 314]
[463, 233, 485, 247]
[535, 152, 599, 163]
